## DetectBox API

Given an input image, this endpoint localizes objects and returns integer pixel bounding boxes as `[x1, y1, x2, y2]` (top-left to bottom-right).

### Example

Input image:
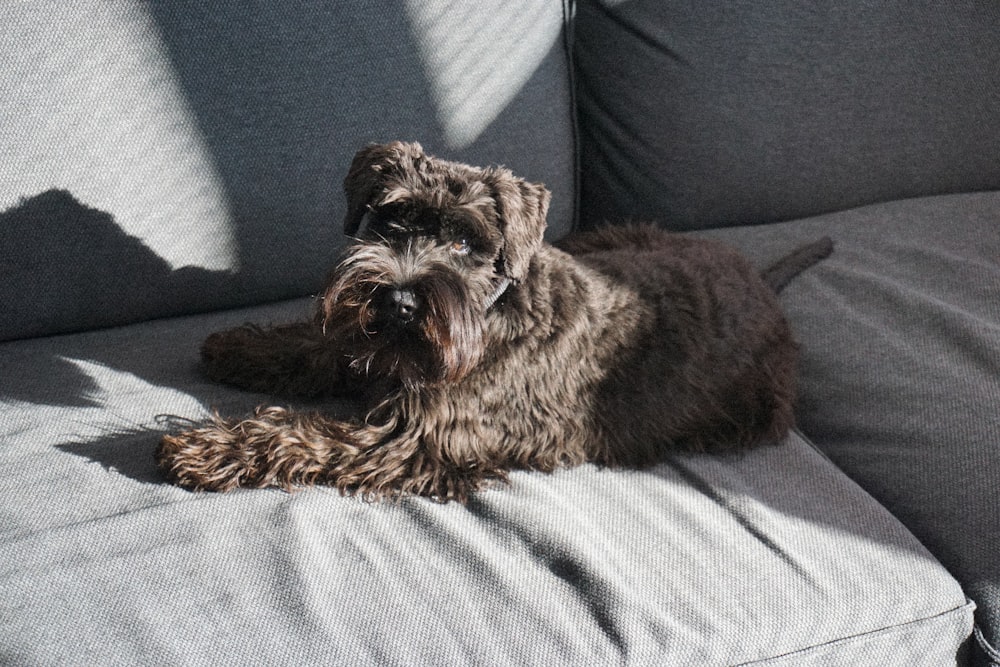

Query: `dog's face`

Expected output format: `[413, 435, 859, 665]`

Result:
[319, 141, 550, 389]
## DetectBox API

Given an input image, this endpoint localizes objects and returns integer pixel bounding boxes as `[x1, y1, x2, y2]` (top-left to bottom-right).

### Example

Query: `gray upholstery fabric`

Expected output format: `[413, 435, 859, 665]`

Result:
[0, 1, 576, 341]
[573, 0, 1000, 230]
[700, 191, 1000, 666]
[0, 299, 972, 665]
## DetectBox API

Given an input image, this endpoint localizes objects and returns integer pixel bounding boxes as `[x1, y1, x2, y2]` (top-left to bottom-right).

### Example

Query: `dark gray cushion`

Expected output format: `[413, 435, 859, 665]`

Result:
[700, 191, 1000, 666]
[573, 0, 1000, 230]
[0, 1, 576, 341]
[0, 298, 972, 664]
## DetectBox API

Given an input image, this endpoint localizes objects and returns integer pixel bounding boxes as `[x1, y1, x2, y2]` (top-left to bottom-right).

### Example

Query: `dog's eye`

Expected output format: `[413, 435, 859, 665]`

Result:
[449, 239, 471, 255]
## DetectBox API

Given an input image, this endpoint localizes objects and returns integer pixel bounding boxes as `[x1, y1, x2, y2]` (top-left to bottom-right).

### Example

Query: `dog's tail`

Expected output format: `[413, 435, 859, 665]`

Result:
[760, 237, 834, 293]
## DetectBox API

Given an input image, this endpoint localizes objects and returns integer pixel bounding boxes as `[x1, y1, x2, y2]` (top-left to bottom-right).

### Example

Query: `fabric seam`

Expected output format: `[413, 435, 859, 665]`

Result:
[736, 599, 976, 666]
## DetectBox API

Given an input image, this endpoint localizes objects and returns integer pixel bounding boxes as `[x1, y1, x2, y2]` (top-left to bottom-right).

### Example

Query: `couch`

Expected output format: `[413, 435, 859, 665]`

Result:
[2, 2, 997, 665]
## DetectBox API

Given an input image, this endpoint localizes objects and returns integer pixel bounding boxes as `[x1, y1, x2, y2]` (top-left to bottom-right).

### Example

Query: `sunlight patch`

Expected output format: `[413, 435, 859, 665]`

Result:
[403, 1, 562, 149]
[0, 4, 238, 272]
[61, 357, 208, 427]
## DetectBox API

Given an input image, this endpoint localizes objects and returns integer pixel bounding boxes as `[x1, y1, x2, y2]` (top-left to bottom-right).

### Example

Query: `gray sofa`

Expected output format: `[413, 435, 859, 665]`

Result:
[2, 2, 997, 665]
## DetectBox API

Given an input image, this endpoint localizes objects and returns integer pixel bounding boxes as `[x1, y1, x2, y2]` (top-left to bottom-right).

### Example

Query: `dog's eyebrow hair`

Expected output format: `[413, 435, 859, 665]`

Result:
[445, 208, 493, 238]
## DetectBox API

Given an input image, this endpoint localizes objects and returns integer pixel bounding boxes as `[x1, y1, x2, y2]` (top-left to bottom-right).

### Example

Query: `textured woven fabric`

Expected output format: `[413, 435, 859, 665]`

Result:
[700, 191, 1000, 666]
[573, 0, 1000, 230]
[0, 297, 971, 665]
[0, 1, 576, 341]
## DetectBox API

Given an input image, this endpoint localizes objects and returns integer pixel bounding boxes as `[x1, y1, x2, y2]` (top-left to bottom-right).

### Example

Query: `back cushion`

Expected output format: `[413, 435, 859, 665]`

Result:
[573, 0, 1000, 229]
[0, 1, 575, 341]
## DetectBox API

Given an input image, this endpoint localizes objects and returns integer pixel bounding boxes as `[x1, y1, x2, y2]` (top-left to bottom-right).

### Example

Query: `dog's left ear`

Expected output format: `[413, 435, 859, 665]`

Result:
[489, 171, 550, 281]
[342, 141, 424, 235]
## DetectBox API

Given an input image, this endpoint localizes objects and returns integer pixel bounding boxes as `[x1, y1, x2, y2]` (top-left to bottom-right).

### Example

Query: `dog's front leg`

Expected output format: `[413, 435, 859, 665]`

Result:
[199, 322, 353, 397]
[156, 407, 490, 502]
[156, 406, 357, 492]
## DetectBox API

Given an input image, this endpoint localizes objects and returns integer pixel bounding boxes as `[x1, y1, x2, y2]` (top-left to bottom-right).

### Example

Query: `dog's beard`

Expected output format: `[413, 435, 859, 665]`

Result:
[319, 247, 486, 388]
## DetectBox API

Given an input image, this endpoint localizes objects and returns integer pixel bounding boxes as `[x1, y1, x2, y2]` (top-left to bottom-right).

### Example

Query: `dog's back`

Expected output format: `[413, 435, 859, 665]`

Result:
[559, 224, 832, 294]
[554, 225, 801, 457]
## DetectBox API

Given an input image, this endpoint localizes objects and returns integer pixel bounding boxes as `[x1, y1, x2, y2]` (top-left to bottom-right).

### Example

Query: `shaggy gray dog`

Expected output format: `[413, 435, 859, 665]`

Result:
[156, 141, 830, 501]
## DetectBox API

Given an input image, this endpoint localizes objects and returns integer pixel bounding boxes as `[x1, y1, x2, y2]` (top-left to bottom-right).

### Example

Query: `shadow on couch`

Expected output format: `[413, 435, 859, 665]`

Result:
[0, 191, 253, 412]
[0, 189, 241, 347]
[0, 191, 354, 483]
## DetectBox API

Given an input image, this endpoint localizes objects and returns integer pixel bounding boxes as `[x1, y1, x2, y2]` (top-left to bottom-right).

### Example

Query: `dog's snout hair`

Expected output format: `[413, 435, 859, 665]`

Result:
[318, 237, 488, 387]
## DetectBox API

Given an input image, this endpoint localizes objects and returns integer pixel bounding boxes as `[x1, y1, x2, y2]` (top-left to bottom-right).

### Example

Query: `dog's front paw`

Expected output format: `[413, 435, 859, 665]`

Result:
[198, 323, 341, 396]
[156, 419, 257, 492]
[199, 325, 267, 383]
[199, 329, 233, 366]
[156, 407, 343, 492]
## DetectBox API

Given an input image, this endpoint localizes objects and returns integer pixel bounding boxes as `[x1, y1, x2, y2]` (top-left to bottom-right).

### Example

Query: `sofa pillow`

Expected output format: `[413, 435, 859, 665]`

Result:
[0, 1, 575, 341]
[573, 0, 1000, 229]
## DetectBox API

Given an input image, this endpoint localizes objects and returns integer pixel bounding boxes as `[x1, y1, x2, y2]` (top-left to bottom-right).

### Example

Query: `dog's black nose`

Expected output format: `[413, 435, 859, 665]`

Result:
[387, 288, 420, 322]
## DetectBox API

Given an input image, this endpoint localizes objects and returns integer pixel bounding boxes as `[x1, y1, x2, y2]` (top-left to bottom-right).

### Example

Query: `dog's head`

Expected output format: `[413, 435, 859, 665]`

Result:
[320, 141, 550, 389]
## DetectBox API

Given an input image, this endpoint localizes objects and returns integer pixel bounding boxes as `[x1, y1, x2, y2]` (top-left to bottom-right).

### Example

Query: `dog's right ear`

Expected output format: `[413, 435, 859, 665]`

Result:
[343, 141, 424, 235]
[489, 172, 551, 282]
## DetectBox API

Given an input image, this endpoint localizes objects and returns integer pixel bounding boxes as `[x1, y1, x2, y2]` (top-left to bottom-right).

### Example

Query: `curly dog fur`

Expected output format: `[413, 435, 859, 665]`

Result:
[156, 141, 830, 502]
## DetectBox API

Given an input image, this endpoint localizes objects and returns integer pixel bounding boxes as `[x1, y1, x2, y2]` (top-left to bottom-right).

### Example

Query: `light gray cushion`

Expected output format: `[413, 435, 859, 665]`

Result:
[573, 0, 1000, 230]
[700, 191, 1000, 666]
[0, 1, 576, 341]
[0, 297, 972, 665]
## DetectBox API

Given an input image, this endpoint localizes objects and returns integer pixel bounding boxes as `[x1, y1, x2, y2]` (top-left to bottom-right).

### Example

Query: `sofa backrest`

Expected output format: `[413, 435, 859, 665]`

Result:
[9, 1, 1000, 341]
[0, 1, 576, 342]
[573, 0, 1000, 230]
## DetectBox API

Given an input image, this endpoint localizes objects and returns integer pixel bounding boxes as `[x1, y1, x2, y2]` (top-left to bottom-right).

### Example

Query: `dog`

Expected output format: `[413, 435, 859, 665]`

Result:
[156, 141, 831, 502]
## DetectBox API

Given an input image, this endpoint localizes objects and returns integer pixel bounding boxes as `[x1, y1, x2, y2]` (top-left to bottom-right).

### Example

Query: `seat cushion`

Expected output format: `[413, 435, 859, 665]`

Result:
[699, 190, 1000, 666]
[573, 0, 1000, 230]
[0, 297, 972, 664]
[0, 1, 576, 341]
